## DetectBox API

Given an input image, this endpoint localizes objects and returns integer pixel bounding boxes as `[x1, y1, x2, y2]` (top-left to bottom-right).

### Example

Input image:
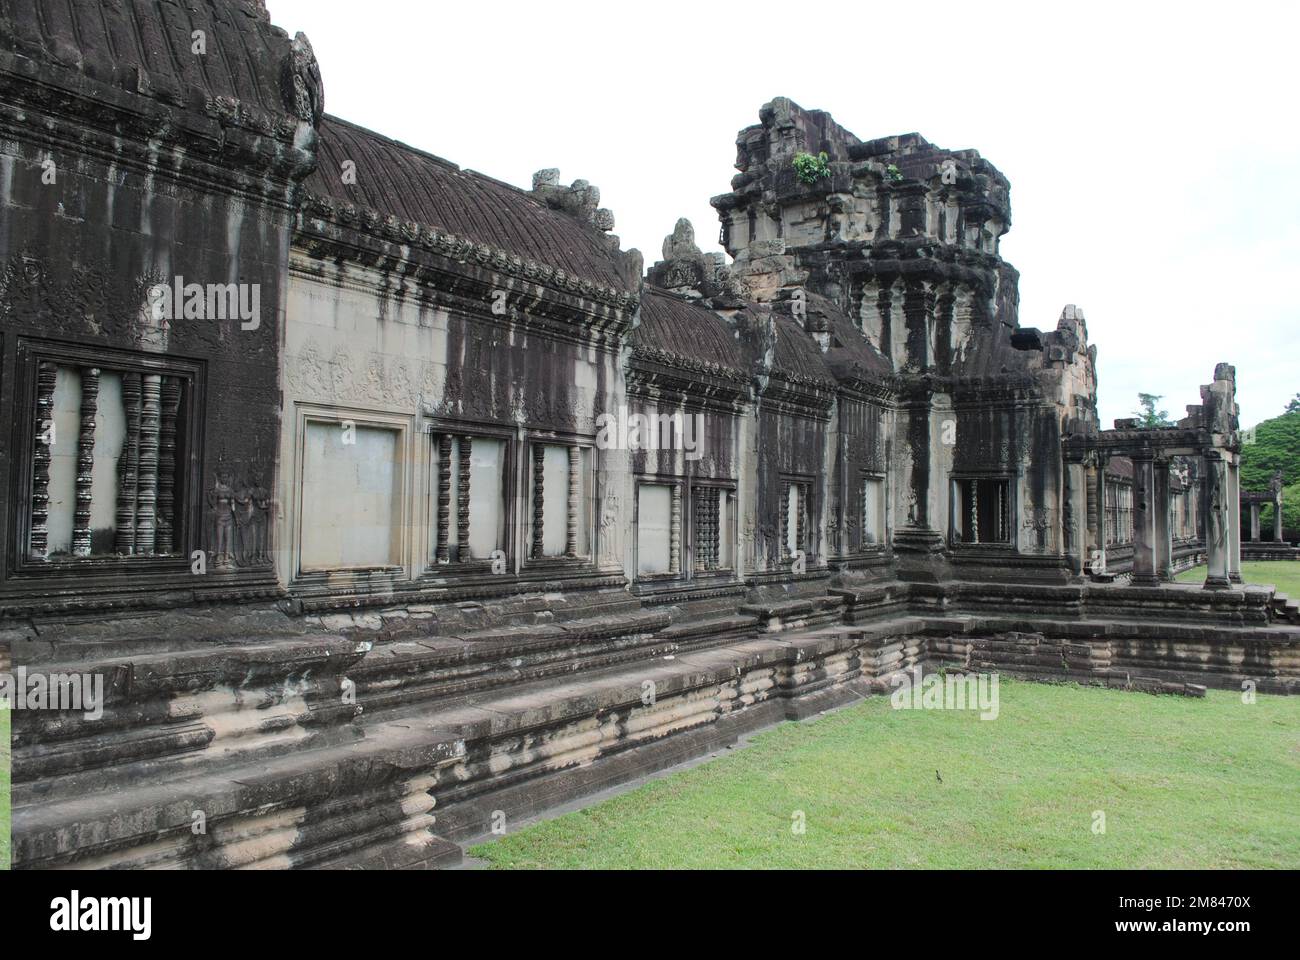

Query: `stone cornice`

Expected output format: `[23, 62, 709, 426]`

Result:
[299, 191, 639, 315]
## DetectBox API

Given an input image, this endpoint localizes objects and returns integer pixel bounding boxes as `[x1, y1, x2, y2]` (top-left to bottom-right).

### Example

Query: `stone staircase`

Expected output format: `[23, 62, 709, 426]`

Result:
[1271, 593, 1300, 625]
[10, 572, 1300, 869]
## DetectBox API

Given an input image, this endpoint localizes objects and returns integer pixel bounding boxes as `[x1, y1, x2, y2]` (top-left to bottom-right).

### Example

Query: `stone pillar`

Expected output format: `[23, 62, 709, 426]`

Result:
[1203, 454, 1230, 589]
[1228, 461, 1243, 583]
[1066, 461, 1087, 577]
[1130, 455, 1158, 586]
[1249, 504, 1260, 542]
[1275, 498, 1285, 543]
[1088, 458, 1107, 575]
[1154, 459, 1174, 582]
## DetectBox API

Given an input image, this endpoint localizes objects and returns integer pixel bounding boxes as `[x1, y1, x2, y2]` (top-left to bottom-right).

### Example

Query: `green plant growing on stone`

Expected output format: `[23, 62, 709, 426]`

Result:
[885, 163, 904, 182]
[793, 151, 831, 185]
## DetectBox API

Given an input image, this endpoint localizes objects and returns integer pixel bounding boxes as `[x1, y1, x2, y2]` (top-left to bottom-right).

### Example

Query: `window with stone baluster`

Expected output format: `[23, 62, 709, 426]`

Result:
[14, 341, 202, 570]
[951, 476, 1012, 545]
[862, 474, 886, 547]
[634, 478, 736, 584]
[780, 477, 813, 564]
[691, 482, 736, 575]
[526, 438, 593, 563]
[428, 424, 511, 571]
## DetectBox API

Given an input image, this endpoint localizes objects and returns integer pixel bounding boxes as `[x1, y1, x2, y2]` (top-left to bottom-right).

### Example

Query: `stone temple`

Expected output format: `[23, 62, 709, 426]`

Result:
[1, 1, 1296, 869]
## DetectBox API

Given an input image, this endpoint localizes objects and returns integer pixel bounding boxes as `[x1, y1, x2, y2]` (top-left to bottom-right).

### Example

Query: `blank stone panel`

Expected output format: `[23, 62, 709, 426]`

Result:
[863, 477, 883, 545]
[46, 367, 82, 555]
[573, 447, 588, 555]
[301, 422, 400, 571]
[540, 445, 569, 556]
[467, 438, 505, 559]
[719, 492, 733, 569]
[638, 483, 672, 575]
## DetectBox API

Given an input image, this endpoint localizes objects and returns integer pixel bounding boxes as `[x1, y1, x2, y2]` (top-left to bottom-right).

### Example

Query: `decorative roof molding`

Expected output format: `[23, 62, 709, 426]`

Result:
[300, 191, 640, 313]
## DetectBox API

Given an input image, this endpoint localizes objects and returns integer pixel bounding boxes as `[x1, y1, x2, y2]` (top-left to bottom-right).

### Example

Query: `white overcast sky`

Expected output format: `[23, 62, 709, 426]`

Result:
[270, 0, 1298, 429]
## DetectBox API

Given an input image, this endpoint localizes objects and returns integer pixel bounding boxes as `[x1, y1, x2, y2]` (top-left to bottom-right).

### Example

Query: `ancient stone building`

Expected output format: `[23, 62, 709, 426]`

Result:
[1, 1, 1297, 869]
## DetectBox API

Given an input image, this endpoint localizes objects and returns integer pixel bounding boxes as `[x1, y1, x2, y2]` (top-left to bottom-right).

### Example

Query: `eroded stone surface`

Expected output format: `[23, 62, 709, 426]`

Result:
[0, 3, 1293, 870]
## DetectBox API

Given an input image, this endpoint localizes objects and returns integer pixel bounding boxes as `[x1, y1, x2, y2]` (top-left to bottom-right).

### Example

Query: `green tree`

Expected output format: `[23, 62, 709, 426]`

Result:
[1132, 393, 1173, 427]
[1286, 393, 1299, 414]
[1240, 409, 1300, 540]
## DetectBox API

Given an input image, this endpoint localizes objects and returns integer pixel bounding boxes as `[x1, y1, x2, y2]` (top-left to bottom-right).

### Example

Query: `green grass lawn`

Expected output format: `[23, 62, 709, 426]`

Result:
[1176, 559, 1300, 595]
[1, 707, 9, 870]
[470, 680, 1300, 869]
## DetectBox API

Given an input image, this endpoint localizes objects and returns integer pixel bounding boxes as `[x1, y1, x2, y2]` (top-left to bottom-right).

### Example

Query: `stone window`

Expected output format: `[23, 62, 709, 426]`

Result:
[528, 442, 590, 560]
[862, 475, 885, 547]
[693, 485, 736, 572]
[1104, 483, 1133, 546]
[952, 477, 1011, 545]
[20, 347, 198, 566]
[781, 479, 811, 561]
[636, 481, 679, 577]
[430, 431, 507, 566]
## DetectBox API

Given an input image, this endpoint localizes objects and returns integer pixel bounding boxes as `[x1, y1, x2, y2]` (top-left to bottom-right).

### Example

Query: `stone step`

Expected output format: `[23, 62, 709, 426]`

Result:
[11, 608, 677, 799]
[1270, 593, 1300, 624]
[11, 622, 911, 869]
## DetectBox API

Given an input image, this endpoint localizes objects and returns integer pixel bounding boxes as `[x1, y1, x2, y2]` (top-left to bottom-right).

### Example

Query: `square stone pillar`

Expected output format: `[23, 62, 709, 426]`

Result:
[1250, 504, 1260, 542]
[1275, 499, 1285, 543]
[1228, 461, 1243, 583]
[1203, 454, 1231, 589]
[1154, 459, 1174, 582]
[1088, 459, 1107, 576]
[1066, 460, 1087, 577]
[1129, 456, 1158, 585]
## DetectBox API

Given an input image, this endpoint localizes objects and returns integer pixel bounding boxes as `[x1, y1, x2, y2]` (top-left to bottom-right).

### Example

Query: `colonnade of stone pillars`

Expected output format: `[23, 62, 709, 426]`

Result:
[1245, 500, 1284, 542]
[1072, 450, 1240, 589]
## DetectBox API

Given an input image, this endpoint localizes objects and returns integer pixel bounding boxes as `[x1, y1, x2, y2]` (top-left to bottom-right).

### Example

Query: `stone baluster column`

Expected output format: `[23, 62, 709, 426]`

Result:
[531, 444, 546, 559]
[565, 445, 580, 559]
[72, 367, 101, 557]
[115, 373, 142, 555]
[669, 483, 682, 573]
[29, 361, 58, 560]
[1154, 459, 1174, 582]
[1274, 494, 1285, 543]
[1249, 504, 1260, 543]
[135, 374, 161, 555]
[156, 378, 181, 554]
[1228, 461, 1243, 583]
[436, 434, 452, 564]
[457, 436, 472, 561]
[1129, 455, 1158, 586]
[1203, 454, 1230, 589]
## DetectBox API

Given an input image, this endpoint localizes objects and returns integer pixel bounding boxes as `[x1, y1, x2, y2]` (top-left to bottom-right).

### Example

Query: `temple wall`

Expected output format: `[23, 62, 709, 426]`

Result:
[278, 254, 626, 588]
[0, 126, 300, 613]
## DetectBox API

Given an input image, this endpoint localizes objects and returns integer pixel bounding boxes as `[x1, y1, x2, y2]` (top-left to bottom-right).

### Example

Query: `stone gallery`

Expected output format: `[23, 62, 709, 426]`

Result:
[0, 0, 1296, 869]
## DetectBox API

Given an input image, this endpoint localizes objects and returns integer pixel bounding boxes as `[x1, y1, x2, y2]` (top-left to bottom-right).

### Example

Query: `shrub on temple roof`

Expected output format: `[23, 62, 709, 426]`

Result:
[793, 151, 831, 184]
